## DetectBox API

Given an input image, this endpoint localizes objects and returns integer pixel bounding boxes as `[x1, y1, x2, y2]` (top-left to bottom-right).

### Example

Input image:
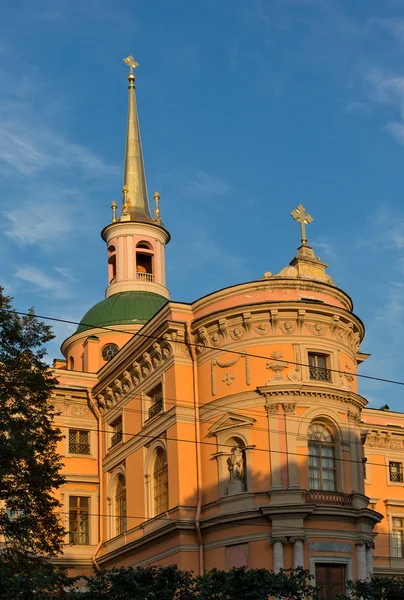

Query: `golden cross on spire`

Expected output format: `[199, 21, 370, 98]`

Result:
[123, 55, 139, 75]
[290, 204, 313, 246]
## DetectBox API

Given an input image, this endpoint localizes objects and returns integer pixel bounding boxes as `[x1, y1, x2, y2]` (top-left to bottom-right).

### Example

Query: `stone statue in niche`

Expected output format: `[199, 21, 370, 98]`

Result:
[227, 446, 246, 495]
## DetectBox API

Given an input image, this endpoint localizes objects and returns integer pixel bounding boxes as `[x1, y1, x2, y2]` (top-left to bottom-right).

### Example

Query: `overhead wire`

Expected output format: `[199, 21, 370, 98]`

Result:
[6, 308, 404, 389]
[55, 421, 393, 470]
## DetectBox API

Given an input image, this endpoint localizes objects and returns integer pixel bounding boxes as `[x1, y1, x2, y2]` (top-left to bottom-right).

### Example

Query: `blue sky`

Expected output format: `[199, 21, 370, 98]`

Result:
[1, 0, 404, 410]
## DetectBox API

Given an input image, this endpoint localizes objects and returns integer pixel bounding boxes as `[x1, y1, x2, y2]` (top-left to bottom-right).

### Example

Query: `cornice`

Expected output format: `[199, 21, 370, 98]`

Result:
[97, 519, 195, 565]
[258, 383, 368, 410]
[192, 278, 354, 314]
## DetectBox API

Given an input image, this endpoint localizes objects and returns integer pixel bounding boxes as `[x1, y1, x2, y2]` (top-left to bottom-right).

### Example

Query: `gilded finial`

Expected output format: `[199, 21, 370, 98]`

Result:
[120, 186, 130, 220]
[123, 55, 139, 84]
[290, 204, 313, 246]
[153, 191, 161, 222]
[111, 201, 117, 223]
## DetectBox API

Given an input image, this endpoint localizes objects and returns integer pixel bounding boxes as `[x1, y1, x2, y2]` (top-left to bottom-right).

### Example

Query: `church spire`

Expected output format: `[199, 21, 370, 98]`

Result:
[121, 56, 153, 223]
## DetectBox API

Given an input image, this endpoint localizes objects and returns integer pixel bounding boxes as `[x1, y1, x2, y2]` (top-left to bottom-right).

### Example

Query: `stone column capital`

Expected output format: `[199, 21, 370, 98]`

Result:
[270, 536, 288, 545]
[290, 536, 307, 544]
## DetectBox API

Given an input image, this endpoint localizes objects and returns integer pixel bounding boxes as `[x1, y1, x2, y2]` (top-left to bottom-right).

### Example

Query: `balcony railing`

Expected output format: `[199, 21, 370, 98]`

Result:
[390, 471, 404, 483]
[110, 431, 122, 448]
[136, 272, 154, 282]
[305, 491, 353, 507]
[309, 367, 331, 381]
[148, 398, 163, 419]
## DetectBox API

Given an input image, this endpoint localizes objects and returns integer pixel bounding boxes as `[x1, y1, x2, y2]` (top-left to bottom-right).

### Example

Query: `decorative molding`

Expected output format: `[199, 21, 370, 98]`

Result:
[305, 322, 327, 337]
[211, 351, 251, 396]
[282, 402, 296, 415]
[266, 351, 288, 382]
[265, 402, 279, 415]
[208, 412, 256, 434]
[96, 340, 173, 413]
[279, 320, 296, 335]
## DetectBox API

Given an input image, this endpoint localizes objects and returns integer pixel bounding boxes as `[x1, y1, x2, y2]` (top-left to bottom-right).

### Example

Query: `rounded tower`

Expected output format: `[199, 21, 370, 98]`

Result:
[61, 57, 169, 372]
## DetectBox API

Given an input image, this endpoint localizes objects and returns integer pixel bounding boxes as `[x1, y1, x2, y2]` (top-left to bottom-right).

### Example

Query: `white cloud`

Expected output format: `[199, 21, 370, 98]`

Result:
[0, 120, 118, 179]
[3, 197, 78, 247]
[15, 266, 71, 299]
[183, 169, 232, 199]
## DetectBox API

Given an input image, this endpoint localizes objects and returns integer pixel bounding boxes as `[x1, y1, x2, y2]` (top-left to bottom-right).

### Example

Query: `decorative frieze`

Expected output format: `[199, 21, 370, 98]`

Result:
[193, 310, 361, 357]
[96, 340, 172, 412]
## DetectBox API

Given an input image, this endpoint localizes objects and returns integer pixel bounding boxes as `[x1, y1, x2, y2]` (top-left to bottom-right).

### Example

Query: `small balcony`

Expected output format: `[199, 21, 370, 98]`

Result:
[110, 431, 122, 448]
[305, 490, 353, 507]
[148, 398, 163, 419]
[136, 272, 154, 282]
[309, 367, 331, 381]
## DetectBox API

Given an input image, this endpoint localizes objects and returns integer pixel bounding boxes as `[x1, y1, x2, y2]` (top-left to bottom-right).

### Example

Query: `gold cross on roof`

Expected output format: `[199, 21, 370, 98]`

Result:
[123, 55, 139, 74]
[290, 204, 313, 246]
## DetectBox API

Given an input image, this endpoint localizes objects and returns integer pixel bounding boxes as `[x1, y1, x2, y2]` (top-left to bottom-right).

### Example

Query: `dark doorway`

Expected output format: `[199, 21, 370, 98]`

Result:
[315, 563, 346, 599]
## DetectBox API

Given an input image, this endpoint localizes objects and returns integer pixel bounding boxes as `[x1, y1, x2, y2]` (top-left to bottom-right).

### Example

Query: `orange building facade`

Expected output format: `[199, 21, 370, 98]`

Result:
[52, 58, 404, 595]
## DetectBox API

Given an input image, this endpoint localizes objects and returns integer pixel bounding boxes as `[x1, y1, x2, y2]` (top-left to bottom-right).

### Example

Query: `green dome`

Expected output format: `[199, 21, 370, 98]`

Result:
[76, 291, 168, 334]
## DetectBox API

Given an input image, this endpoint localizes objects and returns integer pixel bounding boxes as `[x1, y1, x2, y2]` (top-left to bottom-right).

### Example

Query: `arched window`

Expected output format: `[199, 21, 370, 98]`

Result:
[108, 245, 117, 284]
[308, 422, 336, 491]
[136, 241, 152, 250]
[153, 447, 168, 515]
[69, 356, 74, 371]
[115, 475, 127, 536]
[136, 241, 154, 282]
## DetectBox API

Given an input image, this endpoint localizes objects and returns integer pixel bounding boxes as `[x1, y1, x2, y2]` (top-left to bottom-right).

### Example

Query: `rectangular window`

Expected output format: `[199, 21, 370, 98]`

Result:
[309, 444, 336, 491]
[147, 383, 163, 419]
[392, 518, 404, 558]
[69, 496, 89, 545]
[110, 418, 123, 448]
[308, 353, 331, 381]
[389, 462, 403, 483]
[68, 429, 90, 455]
[315, 564, 346, 599]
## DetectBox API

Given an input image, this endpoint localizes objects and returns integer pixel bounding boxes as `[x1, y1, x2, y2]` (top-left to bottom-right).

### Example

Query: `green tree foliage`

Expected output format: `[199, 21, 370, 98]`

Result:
[0, 288, 65, 555]
[0, 548, 73, 600]
[338, 575, 404, 600]
[82, 565, 195, 600]
[195, 567, 319, 600]
[0, 288, 67, 598]
[82, 566, 319, 600]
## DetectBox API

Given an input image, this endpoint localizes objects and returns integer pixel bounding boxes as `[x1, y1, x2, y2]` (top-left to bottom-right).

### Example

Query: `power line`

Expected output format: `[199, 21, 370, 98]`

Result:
[106, 393, 395, 447]
[7, 308, 404, 389]
[56, 421, 391, 470]
[53, 510, 395, 539]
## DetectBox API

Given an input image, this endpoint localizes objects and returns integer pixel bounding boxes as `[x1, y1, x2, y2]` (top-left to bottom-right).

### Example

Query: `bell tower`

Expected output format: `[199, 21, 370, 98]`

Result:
[101, 56, 170, 300]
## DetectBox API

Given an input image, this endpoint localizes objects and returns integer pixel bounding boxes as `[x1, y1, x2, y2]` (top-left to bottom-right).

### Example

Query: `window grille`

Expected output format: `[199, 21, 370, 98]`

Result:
[389, 462, 404, 482]
[68, 430, 90, 454]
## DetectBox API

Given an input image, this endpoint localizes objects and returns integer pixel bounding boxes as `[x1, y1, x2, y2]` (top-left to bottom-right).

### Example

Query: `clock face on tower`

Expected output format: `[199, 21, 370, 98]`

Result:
[102, 343, 119, 362]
